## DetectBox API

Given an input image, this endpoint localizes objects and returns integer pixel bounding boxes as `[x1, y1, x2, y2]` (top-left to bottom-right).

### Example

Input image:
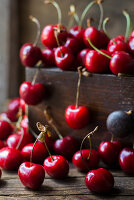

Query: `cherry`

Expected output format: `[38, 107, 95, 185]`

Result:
[77, 49, 90, 67]
[54, 136, 78, 160]
[20, 16, 42, 67]
[19, 81, 45, 105]
[18, 162, 45, 189]
[0, 147, 23, 170]
[64, 37, 81, 55]
[44, 155, 69, 179]
[128, 37, 134, 55]
[20, 115, 28, 132]
[0, 120, 13, 140]
[6, 130, 34, 150]
[54, 46, 75, 70]
[106, 110, 134, 138]
[98, 141, 122, 166]
[21, 141, 48, 164]
[42, 49, 55, 66]
[119, 148, 134, 175]
[20, 99, 26, 114]
[130, 30, 134, 40]
[85, 49, 110, 73]
[85, 168, 114, 193]
[7, 97, 20, 122]
[65, 105, 90, 129]
[69, 26, 85, 46]
[73, 149, 99, 172]
[0, 140, 5, 149]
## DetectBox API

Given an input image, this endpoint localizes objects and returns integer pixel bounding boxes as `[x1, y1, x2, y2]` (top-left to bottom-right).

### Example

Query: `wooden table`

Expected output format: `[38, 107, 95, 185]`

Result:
[0, 164, 134, 200]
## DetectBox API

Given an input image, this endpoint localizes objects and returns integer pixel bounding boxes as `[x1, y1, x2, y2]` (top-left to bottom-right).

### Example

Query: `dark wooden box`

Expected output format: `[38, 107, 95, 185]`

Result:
[26, 68, 134, 149]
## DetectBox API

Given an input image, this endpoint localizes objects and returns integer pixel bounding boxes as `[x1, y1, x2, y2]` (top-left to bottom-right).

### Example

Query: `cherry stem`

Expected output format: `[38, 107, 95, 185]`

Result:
[44, 108, 63, 139]
[80, 126, 98, 169]
[15, 108, 23, 132]
[16, 128, 24, 150]
[29, 15, 41, 46]
[102, 17, 110, 38]
[97, 0, 104, 30]
[53, 28, 64, 57]
[30, 137, 38, 166]
[87, 135, 92, 160]
[45, 0, 62, 24]
[87, 38, 112, 59]
[32, 69, 39, 85]
[69, 5, 80, 25]
[111, 134, 114, 142]
[123, 10, 133, 42]
[80, 0, 96, 27]
[75, 67, 82, 109]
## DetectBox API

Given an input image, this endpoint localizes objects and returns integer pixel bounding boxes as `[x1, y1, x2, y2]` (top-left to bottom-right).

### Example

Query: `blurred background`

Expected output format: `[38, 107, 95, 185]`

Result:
[0, 0, 134, 110]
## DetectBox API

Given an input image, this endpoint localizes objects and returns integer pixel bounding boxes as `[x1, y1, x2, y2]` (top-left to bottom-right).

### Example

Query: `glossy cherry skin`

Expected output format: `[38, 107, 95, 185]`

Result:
[18, 162, 45, 189]
[20, 115, 28, 132]
[7, 97, 20, 122]
[128, 37, 134, 55]
[0, 140, 5, 149]
[119, 148, 134, 175]
[107, 35, 128, 55]
[65, 105, 90, 129]
[77, 49, 90, 67]
[41, 24, 68, 49]
[42, 49, 55, 66]
[85, 168, 114, 193]
[69, 25, 85, 45]
[0, 120, 13, 140]
[20, 99, 26, 113]
[20, 43, 42, 67]
[6, 130, 34, 150]
[64, 38, 81, 55]
[21, 141, 48, 164]
[85, 50, 110, 73]
[0, 147, 23, 170]
[19, 81, 45, 105]
[98, 141, 122, 166]
[44, 155, 69, 179]
[54, 46, 75, 70]
[110, 51, 134, 75]
[130, 30, 134, 40]
[72, 149, 99, 172]
[84, 27, 109, 49]
[54, 136, 78, 160]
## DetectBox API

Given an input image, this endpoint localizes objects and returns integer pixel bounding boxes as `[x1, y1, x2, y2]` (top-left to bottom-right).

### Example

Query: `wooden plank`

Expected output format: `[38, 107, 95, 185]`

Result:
[26, 68, 134, 148]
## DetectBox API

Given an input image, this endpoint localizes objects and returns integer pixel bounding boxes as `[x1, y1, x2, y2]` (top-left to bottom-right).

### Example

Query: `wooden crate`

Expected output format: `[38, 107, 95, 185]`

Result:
[26, 67, 134, 149]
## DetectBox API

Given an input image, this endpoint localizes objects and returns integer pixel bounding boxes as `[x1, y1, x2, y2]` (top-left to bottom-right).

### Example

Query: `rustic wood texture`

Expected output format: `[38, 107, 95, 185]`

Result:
[0, 164, 134, 199]
[26, 68, 134, 149]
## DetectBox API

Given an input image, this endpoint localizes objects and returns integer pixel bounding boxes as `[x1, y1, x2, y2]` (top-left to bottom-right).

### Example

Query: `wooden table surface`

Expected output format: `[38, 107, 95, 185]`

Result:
[0, 164, 134, 200]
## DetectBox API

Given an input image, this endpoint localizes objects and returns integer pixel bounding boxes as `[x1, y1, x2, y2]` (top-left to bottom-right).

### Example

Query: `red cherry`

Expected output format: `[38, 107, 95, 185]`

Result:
[77, 49, 90, 67]
[54, 136, 78, 160]
[65, 105, 90, 129]
[6, 130, 34, 150]
[83, 27, 109, 49]
[20, 99, 26, 113]
[110, 51, 134, 75]
[69, 25, 85, 45]
[0, 147, 23, 170]
[119, 148, 134, 175]
[20, 115, 28, 132]
[98, 141, 122, 166]
[130, 30, 134, 40]
[54, 46, 75, 70]
[0, 140, 5, 149]
[0, 120, 13, 140]
[21, 141, 48, 164]
[41, 25, 68, 49]
[19, 81, 45, 105]
[107, 35, 128, 55]
[20, 43, 42, 67]
[7, 97, 20, 122]
[85, 50, 110, 73]
[128, 37, 134, 55]
[44, 155, 69, 179]
[72, 149, 99, 172]
[42, 49, 55, 66]
[64, 38, 81, 55]
[85, 168, 114, 193]
[18, 162, 45, 189]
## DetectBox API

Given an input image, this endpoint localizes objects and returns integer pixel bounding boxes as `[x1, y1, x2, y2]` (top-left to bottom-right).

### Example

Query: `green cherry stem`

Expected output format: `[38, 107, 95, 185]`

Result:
[16, 128, 24, 150]
[69, 5, 80, 25]
[75, 66, 82, 109]
[97, 0, 104, 30]
[45, 0, 62, 24]
[87, 38, 112, 59]
[102, 17, 110, 38]
[111, 134, 114, 142]
[123, 10, 133, 42]
[87, 135, 92, 160]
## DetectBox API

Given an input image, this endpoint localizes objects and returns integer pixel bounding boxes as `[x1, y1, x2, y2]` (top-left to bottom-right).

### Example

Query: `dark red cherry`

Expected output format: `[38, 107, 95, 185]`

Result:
[20, 115, 28, 132]
[54, 136, 78, 160]
[21, 141, 48, 164]
[7, 97, 20, 122]
[0, 120, 13, 140]
[119, 148, 134, 175]
[69, 25, 85, 45]
[98, 141, 122, 166]
[42, 49, 55, 66]
[0, 147, 23, 170]
[85, 50, 110, 73]
[65, 105, 90, 129]
[43, 155, 69, 179]
[20, 99, 26, 114]
[130, 30, 134, 40]
[0, 140, 5, 149]
[64, 38, 81, 55]
[18, 162, 45, 189]
[72, 149, 99, 172]
[85, 168, 114, 193]
[19, 81, 45, 105]
[20, 43, 42, 67]
[54, 46, 75, 70]
[77, 49, 90, 67]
